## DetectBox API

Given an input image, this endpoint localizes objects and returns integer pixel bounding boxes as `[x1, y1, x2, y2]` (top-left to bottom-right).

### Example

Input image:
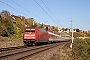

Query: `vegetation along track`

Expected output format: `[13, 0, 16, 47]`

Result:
[0, 42, 68, 60]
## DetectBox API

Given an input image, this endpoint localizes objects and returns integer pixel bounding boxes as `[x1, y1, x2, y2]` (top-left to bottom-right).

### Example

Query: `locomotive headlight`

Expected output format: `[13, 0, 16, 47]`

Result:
[24, 34, 35, 36]
[24, 35, 30, 36]
[32, 37, 35, 38]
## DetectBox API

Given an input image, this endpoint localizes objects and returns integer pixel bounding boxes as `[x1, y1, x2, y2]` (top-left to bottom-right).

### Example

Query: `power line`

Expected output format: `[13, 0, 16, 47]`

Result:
[0, 0, 29, 17]
[41, 0, 58, 21]
[41, 0, 60, 26]
[34, 0, 59, 26]
[1, 0, 59, 27]
[34, 0, 47, 14]
[0, 0, 45, 23]
[10, 0, 45, 22]
[41, 0, 72, 28]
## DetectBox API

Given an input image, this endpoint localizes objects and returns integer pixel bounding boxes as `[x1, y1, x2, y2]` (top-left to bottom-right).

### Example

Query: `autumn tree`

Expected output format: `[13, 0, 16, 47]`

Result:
[51, 26, 55, 31]
[36, 23, 42, 28]
[62, 28, 65, 31]
[51, 26, 58, 32]
[54, 27, 58, 32]
[0, 15, 8, 36]
[0, 10, 15, 36]
[16, 18, 22, 29]
[4, 16, 14, 35]
[26, 18, 34, 27]
[0, 10, 14, 36]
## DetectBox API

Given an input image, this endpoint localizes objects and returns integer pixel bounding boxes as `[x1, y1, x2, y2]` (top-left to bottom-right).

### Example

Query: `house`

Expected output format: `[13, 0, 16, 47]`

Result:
[43, 24, 50, 30]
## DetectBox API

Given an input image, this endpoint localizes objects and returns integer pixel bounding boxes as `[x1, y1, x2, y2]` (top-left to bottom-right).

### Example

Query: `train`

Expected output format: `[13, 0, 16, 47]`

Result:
[23, 27, 70, 45]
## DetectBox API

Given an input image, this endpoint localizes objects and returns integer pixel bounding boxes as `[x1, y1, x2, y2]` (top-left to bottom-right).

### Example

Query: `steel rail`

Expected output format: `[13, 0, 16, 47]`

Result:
[0, 46, 28, 52]
[0, 42, 65, 60]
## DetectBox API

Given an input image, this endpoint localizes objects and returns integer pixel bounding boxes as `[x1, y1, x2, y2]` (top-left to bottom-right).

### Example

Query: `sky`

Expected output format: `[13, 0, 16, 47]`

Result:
[0, 0, 90, 31]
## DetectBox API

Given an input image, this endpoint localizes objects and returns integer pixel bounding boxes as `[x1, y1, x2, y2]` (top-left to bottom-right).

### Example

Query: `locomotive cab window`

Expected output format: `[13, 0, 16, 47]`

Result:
[25, 30, 35, 32]
[30, 30, 35, 32]
[25, 30, 30, 32]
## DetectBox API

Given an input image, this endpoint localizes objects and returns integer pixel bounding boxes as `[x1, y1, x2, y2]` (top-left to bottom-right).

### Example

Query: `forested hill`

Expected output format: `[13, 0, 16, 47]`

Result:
[0, 10, 38, 37]
[0, 10, 61, 38]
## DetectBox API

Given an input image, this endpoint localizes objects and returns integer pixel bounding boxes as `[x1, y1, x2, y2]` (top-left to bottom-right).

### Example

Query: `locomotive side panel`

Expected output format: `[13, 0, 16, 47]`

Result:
[38, 29, 49, 42]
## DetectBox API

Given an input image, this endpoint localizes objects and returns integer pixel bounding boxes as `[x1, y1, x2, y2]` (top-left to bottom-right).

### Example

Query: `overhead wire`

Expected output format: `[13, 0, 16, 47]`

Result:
[0, 0, 29, 17]
[0, 0, 60, 27]
[41, 0, 61, 27]
[41, 0, 58, 21]
[34, 0, 59, 26]
[10, 0, 45, 22]
[0, 0, 46, 23]
[40, 0, 72, 28]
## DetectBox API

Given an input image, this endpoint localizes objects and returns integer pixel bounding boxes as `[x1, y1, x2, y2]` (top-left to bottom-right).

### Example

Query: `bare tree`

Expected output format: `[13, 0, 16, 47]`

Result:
[0, 10, 10, 19]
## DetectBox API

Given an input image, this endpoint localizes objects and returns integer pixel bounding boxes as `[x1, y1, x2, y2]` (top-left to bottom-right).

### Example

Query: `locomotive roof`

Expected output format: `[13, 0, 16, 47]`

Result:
[48, 31, 60, 37]
[25, 26, 38, 29]
[25, 27, 47, 31]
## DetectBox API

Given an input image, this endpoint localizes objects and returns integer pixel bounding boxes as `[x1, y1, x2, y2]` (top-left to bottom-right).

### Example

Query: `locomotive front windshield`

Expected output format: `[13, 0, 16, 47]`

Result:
[25, 28, 35, 32]
[25, 30, 35, 32]
[24, 28, 36, 40]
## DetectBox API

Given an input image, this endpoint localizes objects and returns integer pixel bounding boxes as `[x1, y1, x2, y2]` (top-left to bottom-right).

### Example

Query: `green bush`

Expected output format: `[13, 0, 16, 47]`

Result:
[16, 18, 22, 29]
[73, 38, 90, 59]
[4, 16, 14, 35]
[0, 15, 8, 36]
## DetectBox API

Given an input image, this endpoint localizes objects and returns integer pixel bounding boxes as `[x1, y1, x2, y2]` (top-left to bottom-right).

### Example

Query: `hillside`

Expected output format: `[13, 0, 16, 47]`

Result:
[0, 10, 61, 38]
[50, 38, 90, 60]
[0, 10, 36, 37]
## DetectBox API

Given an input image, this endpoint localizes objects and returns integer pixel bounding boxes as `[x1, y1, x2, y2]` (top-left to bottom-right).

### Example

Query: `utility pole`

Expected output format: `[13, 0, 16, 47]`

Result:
[72, 20, 74, 44]
[70, 20, 74, 48]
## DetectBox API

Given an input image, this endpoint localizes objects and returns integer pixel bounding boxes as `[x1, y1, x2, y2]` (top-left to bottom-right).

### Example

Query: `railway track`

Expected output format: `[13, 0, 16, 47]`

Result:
[0, 42, 68, 60]
[0, 46, 28, 52]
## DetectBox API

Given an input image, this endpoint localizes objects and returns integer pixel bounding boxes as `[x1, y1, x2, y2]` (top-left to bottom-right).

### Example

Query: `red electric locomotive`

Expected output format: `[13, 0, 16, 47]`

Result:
[23, 27, 49, 45]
